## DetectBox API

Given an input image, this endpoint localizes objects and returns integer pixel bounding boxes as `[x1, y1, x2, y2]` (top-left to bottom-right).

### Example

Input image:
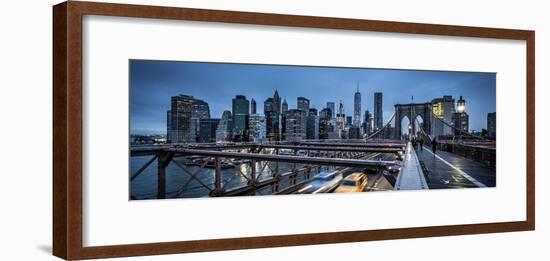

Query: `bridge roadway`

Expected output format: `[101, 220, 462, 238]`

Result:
[416, 145, 496, 189]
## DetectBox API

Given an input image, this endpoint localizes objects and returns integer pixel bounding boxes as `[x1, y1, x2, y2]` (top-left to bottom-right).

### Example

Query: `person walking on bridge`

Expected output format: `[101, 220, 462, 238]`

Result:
[419, 137, 423, 151]
[431, 137, 438, 155]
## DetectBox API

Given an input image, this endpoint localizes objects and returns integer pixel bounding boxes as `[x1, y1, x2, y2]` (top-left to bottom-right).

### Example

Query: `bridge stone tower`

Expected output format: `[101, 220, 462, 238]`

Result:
[394, 103, 432, 139]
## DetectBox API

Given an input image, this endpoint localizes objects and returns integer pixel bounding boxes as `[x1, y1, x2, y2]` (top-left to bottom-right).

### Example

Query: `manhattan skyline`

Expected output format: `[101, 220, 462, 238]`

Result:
[130, 60, 496, 135]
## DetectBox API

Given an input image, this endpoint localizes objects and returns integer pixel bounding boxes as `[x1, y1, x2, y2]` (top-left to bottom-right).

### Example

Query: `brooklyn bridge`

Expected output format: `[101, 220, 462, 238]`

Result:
[130, 101, 496, 199]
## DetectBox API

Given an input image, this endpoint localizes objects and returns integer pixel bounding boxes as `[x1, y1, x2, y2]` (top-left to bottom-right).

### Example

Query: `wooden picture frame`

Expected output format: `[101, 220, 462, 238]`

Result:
[53, 1, 535, 260]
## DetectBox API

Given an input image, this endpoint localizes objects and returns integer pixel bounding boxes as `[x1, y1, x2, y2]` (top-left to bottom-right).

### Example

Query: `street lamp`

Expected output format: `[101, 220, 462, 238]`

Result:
[457, 96, 466, 113]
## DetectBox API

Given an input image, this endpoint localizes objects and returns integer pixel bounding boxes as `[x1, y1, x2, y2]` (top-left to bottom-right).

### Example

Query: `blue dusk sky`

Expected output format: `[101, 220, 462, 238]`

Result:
[130, 60, 496, 135]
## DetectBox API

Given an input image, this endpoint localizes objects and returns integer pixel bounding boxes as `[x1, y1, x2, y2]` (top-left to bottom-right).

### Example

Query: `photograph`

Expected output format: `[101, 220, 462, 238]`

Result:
[129, 60, 496, 200]
[36, 0, 540, 259]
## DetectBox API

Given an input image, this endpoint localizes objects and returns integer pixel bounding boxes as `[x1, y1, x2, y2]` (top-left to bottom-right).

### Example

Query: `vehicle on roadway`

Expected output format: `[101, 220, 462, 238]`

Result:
[334, 172, 368, 193]
[381, 162, 402, 187]
[295, 171, 343, 194]
[385, 162, 402, 174]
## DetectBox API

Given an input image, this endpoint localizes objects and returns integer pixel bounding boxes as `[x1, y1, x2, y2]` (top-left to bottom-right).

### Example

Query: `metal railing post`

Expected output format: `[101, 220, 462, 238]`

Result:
[157, 151, 173, 199]
[214, 157, 222, 195]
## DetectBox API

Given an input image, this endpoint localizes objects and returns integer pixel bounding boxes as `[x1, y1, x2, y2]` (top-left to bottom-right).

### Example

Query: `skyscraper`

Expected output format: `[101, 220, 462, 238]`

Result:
[452, 113, 469, 135]
[306, 108, 319, 140]
[348, 127, 361, 139]
[281, 98, 288, 136]
[264, 98, 274, 113]
[169, 95, 209, 143]
[198, 118, 220, 143]
[169, 95, 193, 143]
[166, 110, 171, 143]
[297, 97, 310, 112]
[248, 114, 266, 142]
[319, 108, 332, 139]
[354, 84, 361, 127]
[250, 98, 256, 114]
[191, 99, 210, 119]
[336, 100, 345, 139]
[232, 95, 249, 141]
[264, 98, 275, 140]
[190, 99, 211, 143]
[374, 92, 383, 130]
[285, 109, 307, 141]
[487, 112, 496, 138]
[431, 95, 455, 136]
[273, 90, 281, 114]
[216, 110, 233, 142]
[264, 90, 283, 141]
[363, 110, 372, 135]
[326, 102, 335, 120]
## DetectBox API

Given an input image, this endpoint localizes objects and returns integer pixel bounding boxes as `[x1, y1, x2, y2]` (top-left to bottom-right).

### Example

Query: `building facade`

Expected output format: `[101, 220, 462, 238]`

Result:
[248, 114, 266, 142]
[282, 98, 288, 114]
[273, 90, 281, 115]
[319, 108, 332, 139]
[306, 108, 319, 140]
[166, 110, 171, 143]
[336, 100, 345, 139]
[431, 95, 455, 136]
[326, 102, 335, 120]
[198, 118, 220, 143]
[168, 95, 210, 143]
[297, 96, 310, 112]
[363, 110, 372, 136]
[487, 112, 496, 138]
[348, 126, 361, 139]
[189, 99, 211, 143]
[346, 116, 352, 126]
[452, 112, 469, 135]
[281, 98, 288, 137]
[285, 109, 307, 141]
[374, 92, 383, 130]
[354, 86, 361, 127]
[216, 110, 233, 142]
[232, 95, 249, 141]
[250, 98, 256, 114]
[264, 90, 283, 141]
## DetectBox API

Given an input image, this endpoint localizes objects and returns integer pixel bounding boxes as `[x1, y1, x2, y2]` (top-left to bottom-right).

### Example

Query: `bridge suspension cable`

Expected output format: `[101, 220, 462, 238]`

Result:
[366, 112, 395, 140]
[430, 111, 491, 141]
[415, 117, 432, 143]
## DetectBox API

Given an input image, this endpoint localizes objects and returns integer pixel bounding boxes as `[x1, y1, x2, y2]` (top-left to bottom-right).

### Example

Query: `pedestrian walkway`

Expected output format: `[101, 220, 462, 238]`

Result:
[394, 142, 428, 191]
[416, 145, 496, 189]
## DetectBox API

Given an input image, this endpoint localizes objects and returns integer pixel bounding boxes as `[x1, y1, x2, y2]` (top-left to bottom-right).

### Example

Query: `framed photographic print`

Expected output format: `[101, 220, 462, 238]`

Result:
[53, 1, 535, 260]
